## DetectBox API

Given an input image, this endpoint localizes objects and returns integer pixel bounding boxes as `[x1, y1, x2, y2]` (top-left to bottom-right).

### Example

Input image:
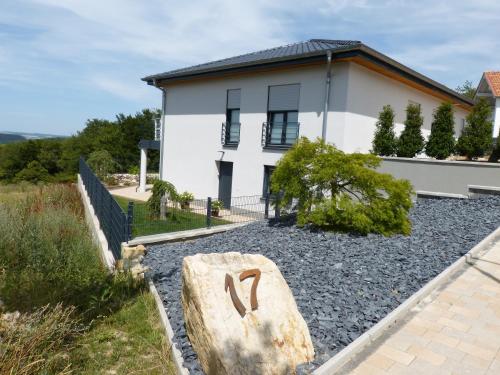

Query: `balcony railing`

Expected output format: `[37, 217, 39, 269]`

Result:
[261, 121, 300, 148]
[221, 121, 241, 146]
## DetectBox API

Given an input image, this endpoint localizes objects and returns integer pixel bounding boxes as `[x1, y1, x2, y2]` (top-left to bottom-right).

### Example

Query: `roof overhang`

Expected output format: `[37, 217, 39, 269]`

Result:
[143, 44, 473, 110]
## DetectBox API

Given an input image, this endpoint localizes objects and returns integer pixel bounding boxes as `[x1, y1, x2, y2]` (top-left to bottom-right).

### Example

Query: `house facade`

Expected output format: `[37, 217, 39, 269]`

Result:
[475, 71, 500, 137]
[142, 40, 472, 205]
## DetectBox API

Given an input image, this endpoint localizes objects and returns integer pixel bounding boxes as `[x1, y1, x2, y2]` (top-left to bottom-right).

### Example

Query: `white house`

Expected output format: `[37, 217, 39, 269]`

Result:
[475, 71, 500, 137]
[141, 39, 472, 206]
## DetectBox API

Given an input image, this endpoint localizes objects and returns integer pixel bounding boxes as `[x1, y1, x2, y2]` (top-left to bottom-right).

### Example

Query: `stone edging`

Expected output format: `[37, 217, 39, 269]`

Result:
[147, 278, 190, 375]
[77, 174, 115, 270]
[312, 224, 500, 375]
[127, 222, 252, 246]
[415, 190, 468, 200]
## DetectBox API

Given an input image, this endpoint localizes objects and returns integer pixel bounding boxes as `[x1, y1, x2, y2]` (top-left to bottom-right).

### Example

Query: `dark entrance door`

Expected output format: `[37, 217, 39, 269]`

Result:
[218, 161, 233, 209]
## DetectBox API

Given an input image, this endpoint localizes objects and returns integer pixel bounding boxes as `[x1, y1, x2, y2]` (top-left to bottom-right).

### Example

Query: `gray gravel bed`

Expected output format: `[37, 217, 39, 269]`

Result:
[143, 197, 500, 373]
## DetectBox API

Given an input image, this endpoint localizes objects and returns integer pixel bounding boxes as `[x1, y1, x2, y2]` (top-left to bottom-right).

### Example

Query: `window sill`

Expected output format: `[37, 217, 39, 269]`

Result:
[263, 144, 293, 150]
[222, 143, 239, 148]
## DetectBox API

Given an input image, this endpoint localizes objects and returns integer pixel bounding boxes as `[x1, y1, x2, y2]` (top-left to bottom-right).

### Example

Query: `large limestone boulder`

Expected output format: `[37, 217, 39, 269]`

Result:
[182, 252, 314, 375]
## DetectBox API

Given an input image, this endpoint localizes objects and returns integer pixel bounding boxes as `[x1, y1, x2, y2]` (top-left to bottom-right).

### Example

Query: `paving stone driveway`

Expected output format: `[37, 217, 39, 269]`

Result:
[346, 240, 500, 375]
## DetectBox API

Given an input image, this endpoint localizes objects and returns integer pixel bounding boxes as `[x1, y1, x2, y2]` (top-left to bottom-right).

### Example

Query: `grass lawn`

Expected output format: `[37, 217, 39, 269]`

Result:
[70, 292, 175, 375]
[114, 195, 230, 237]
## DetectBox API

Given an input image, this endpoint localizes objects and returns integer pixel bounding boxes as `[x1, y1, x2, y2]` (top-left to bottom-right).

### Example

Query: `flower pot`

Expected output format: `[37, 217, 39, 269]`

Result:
[181, 202, 190, 210]
[211, 208, 220, 217]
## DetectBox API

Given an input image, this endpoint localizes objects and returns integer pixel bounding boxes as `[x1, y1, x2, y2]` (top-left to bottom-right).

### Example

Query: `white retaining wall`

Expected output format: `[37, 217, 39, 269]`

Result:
[380, 158, 500, 195]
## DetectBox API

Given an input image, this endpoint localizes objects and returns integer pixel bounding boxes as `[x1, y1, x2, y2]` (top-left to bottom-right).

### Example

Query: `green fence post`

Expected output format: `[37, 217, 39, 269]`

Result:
[127, 201, 134, 240]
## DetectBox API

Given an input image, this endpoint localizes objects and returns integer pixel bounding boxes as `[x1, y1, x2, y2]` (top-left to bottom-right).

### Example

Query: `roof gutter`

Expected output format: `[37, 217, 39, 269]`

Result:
[322, 51, 333, 141]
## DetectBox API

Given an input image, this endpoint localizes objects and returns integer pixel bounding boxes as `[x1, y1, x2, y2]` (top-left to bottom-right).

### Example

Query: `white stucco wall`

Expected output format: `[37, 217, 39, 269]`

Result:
[161, 64, 349, 198]
[494, 98, 500, 138]
[159, 61, 470, 199]
[342, 63, 470, 153]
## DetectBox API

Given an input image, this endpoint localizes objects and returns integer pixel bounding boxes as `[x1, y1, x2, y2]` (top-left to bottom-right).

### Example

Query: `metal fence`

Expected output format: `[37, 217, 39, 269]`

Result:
[79, 157, 131, 259]
[128, 194, 276, 238]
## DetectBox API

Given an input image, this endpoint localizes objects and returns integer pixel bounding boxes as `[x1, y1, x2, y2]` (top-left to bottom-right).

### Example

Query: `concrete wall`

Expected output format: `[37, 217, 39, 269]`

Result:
[343, 63, 469, 153]
[379, 157, 500, 195]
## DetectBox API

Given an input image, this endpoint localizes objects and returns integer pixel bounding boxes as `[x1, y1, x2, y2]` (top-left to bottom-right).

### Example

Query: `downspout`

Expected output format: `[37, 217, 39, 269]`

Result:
[153, 79, 167, 180]
[321, 51, 333, 141]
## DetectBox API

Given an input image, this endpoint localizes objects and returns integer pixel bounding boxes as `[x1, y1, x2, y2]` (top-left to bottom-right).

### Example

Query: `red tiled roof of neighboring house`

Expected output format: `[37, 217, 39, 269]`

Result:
[484, 71, 500, 97]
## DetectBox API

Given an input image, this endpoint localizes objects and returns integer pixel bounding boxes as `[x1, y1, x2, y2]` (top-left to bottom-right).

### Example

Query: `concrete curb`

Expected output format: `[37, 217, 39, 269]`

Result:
[313, 224, 500, 375]
[147, 278, 190, 375]
[127, 222, 251, 246]
[468, 185, 500, 198]
[77, 174, 115, 271]
[416, 190, 468, 200]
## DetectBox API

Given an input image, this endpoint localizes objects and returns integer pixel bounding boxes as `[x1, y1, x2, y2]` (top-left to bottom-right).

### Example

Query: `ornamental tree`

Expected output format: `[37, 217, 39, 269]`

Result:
[456, 98, 493, 160]
[271, 137, 414, 236]
[372, 105, 397, 156]
[396, 104, 425, 158]
[425, 102, 456, 159]
[87, 150, 118, 180]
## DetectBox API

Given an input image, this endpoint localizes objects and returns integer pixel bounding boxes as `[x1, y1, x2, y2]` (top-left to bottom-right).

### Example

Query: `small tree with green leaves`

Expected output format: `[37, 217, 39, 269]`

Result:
[147, 179, 178, 217]
[271, 137, 414, 236]
[397, 104, 425, 157]
[87, 150, 118, 180]
[425, 102, 456, 159]
[455, 80, 476, 100]
[456, 98, 493, 160]
[372, 105, 397, 156]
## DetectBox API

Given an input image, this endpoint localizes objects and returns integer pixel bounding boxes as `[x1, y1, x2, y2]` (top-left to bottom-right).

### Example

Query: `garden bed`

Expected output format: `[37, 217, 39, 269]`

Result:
[144, 197, 500, 374]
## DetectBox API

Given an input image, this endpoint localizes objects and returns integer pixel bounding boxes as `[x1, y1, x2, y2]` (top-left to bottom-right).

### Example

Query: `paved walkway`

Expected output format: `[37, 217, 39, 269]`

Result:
[109, 185, 152, 202]
[346, 240, 500, 375]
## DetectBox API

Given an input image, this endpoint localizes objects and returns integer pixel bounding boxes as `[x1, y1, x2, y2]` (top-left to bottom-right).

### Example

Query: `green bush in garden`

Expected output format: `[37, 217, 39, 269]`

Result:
[456, 98, 493, 160]
[396, 103, 425, 157]
[372, 105, 397, 156]
[425, 102, 456, 159]
[271, 137, 414, 236]
[147, 179, 178, 217]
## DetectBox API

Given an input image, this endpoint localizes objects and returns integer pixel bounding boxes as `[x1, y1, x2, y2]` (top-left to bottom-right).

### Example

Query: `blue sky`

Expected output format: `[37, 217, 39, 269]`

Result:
[1, 0, 499, 135]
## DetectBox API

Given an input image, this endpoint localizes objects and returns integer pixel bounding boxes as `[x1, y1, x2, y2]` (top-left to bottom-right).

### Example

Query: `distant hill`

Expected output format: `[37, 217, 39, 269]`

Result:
[0, 131, 66, 144]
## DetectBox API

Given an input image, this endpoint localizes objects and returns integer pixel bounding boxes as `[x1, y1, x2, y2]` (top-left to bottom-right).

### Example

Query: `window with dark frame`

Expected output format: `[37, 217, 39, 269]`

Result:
[265, 84, 300, 147]
[224, 89, 241, 145]
[262, 165, 275, 197]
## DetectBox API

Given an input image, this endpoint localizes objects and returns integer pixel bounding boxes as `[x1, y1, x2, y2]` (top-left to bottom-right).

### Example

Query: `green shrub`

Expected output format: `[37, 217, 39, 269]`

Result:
[372, 105, 397, 156]
[397, 104, 425, 157]
[128, 165, 140, 175]
[14, 160, 50, 183]
[178, 191, 194, 205]
[456, 98, 493, 160]
[271, 137, 414, 236]
[147, 179, 178, 217]
[425, 102, 456, 159]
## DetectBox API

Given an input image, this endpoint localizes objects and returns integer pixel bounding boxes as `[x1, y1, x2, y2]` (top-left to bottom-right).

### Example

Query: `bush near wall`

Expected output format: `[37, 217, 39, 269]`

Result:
[271, 137, 414, 236]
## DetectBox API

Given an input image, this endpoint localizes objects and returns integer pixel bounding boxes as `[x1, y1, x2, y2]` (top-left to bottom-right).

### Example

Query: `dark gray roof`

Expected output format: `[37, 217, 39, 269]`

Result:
[142, 39, 361, 83]
[142, 39, 473, 107]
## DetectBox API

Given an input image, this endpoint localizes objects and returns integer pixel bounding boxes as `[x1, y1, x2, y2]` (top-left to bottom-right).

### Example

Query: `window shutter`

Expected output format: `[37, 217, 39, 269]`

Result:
[227, 89, 241, 109]
[268, 84, 300, 111]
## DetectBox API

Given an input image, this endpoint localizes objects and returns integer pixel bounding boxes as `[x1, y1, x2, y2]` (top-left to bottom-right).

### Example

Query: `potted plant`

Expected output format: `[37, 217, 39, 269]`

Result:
[179, 191, 194, 210]
[211, 200, 223, 217]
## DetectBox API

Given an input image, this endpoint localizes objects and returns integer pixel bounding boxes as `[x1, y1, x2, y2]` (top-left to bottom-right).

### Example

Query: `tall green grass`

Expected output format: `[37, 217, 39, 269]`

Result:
[0, 184, 142, 319]
[0, 184, 173, 374]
